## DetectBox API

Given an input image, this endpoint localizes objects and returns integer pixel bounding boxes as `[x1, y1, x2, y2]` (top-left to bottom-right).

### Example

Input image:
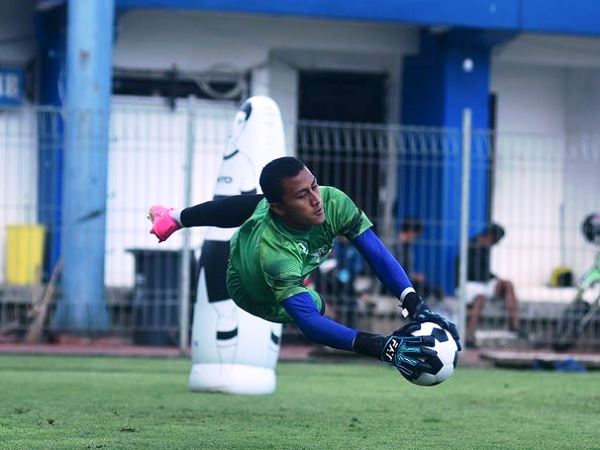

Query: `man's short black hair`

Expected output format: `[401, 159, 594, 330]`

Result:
[259, 156, 306, 202]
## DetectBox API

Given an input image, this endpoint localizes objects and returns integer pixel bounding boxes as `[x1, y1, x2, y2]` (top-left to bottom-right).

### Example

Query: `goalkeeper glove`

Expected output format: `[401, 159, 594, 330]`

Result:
[405, 292, 462, 351]
[148, 205, 181, 242]
[380, 328, 437, 380]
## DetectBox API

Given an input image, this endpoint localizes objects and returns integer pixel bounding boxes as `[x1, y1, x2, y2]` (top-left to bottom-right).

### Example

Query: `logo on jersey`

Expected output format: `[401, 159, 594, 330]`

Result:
[296, 243, 331, 264]
[312, 245, 330, 262]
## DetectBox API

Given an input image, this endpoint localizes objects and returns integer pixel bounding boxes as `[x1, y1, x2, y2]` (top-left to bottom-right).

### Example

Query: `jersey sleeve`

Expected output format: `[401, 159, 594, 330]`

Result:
[326, 187, 373, 240]
[261, 249, 309, 303]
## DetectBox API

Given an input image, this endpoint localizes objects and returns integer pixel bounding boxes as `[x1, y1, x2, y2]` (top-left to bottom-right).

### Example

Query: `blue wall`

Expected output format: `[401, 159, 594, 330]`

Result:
[35, 6, 66, 281]
[117, 0, 600, 37]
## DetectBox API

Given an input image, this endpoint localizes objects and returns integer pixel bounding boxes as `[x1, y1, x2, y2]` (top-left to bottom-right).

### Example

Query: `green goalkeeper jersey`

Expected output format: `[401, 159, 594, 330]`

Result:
[226, 186, 372, 323]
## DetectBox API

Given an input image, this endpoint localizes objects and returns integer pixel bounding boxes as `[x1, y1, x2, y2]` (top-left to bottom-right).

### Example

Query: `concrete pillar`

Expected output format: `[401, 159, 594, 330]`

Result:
[399, 28, 514, 294]
[53, 0, 115, 332]
[251, 54, 298, 156]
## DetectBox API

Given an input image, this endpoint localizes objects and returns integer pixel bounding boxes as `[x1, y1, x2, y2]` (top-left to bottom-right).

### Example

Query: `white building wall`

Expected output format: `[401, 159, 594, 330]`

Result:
[105, 96, 236, 286]
[490, 63, 566, 289]
[109, 11, 417, 279]
[114, 10, 417, 128]
[565, 69, 600, 132]
[0, 107, 38, 283]
[491, 52, 600, 292]
[491, 63, 567, 134]
[493, 34, 600, 69]
[563, 68, 600, 278]
[251, 56, 298, 155]
[114, 10, 417, 72]
[0, 96, 235, 286]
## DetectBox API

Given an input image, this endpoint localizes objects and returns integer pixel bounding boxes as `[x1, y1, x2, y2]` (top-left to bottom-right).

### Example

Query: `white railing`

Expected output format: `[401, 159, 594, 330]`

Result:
[1, 101, 599, 350]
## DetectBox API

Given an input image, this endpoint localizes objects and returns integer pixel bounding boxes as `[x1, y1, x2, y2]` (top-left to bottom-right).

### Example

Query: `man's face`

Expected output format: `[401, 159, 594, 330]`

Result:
[271, 167, 325, 230]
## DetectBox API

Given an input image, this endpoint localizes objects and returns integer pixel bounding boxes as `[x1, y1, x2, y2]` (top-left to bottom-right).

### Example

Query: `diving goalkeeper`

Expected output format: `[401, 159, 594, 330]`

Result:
[148, 157, 460, 380]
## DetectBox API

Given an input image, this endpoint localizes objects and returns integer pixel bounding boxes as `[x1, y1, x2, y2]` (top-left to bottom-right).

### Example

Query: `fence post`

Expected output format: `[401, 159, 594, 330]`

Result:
[458, 108, 472, 343]
[381, 125, 399, 245]
[179, 98, 195, 354]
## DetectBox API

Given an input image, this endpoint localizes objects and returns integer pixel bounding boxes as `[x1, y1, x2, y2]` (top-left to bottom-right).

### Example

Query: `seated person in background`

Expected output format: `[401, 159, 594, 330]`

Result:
[393, 218, 443, 300]
[462, 223, 521, 346]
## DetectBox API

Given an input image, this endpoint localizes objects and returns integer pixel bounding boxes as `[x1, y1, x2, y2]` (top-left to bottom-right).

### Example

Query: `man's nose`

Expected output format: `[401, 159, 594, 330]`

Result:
[310, 192, 321, 205]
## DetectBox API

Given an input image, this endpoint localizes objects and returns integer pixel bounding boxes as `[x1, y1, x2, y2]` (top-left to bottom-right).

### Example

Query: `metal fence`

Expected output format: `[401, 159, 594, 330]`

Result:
[1, 100, 599, 351]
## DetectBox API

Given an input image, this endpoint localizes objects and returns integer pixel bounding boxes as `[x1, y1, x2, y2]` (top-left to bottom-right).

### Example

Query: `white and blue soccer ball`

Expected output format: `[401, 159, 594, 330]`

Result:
[407, 321, 459, 387]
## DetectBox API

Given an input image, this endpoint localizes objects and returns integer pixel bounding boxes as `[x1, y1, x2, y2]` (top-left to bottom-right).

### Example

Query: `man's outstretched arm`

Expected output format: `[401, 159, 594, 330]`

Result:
[148, 194, 264, 242]
[282, 292, 437, 380]
[351, 228, 461, 349]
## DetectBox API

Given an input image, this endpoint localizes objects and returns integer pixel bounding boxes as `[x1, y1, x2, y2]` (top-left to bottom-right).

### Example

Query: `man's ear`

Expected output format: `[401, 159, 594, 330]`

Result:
[269, 202, 285, 217]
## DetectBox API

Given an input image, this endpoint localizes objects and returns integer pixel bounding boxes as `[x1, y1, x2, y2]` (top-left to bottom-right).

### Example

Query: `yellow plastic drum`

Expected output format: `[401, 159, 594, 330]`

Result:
[6, 225, 46, 285]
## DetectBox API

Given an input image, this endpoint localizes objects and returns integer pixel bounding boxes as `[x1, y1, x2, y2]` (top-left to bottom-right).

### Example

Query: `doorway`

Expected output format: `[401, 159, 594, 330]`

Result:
[297, 70, 387, 226]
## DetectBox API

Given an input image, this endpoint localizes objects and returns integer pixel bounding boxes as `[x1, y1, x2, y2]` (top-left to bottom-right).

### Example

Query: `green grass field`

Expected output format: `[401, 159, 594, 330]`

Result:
[0, 355, 599, 449]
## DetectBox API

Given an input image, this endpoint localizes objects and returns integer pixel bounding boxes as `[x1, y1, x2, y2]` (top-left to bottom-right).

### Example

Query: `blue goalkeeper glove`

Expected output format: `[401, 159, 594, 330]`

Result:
[380, 326, 438, 380]
[408, 295, 462, 351]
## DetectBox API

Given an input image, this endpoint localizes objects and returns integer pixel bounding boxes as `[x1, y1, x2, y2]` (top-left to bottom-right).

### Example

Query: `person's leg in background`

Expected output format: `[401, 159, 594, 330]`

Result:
[496, 279, 520, 334]
[466, 294, 486, 347]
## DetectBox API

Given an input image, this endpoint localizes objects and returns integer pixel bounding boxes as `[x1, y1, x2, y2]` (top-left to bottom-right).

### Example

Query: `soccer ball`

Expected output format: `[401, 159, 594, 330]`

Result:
[405, 321, 459, 387]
